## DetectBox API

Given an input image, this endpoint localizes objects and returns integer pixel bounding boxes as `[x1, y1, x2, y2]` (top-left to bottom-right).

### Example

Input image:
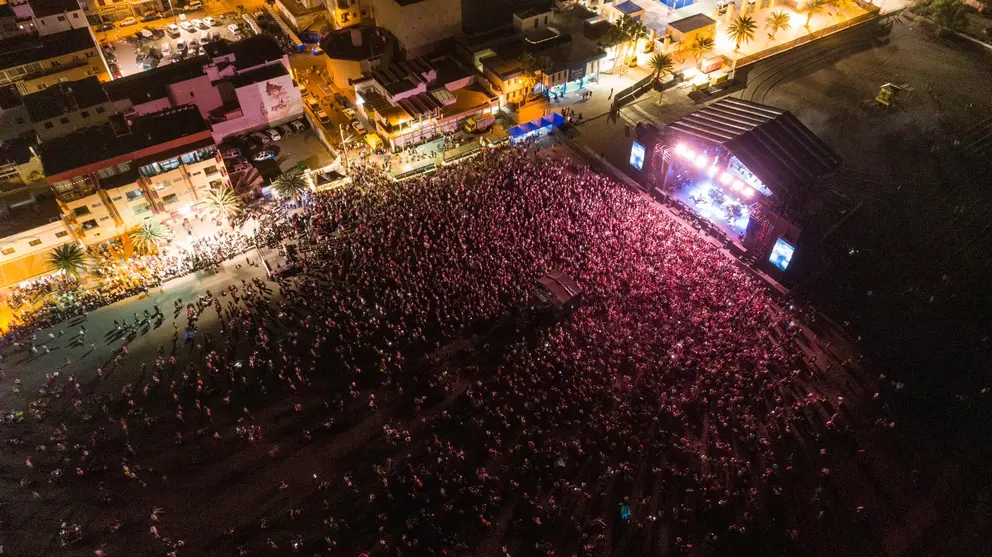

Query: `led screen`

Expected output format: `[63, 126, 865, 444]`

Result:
[629, 141, 645, 171]
[769, 238, 795, 271]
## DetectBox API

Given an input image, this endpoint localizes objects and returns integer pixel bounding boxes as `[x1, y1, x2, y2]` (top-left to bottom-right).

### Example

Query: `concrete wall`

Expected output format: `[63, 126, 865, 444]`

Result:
[372, 0, 461, 56]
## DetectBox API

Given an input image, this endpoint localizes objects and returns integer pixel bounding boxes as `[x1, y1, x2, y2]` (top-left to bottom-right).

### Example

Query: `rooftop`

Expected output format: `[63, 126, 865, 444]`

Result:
[667, 13, 716, 34]
[321, 25, 391, 62]
[21, 76, 108, 122]
[430, 56, 473, 85]
[0, 27, 96, 72]
[369, 58, 434, 96]
[39, 106, 212, 178]
[103, 56, 208, 105]
[513, 4, 552, 19]
[228, 62, 288, 88]
[0, 136, 35, 166]
[0, 85, 22, 109]
[0, 197, 63, 239]
[27, 0, 81, 17]
[612, 0, 645, 15]
[275, 0, 324, 16]
[228, 35, 284, 70]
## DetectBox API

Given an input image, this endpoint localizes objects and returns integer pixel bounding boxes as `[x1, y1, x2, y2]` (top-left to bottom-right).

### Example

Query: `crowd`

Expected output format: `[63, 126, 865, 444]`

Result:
[1, 146, 877, 557]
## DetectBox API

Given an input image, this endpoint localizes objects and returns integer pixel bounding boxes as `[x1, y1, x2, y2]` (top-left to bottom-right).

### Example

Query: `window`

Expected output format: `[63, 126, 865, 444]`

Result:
[125, 189, 143, 201]
[72, 206, 91, 217]
[2, 248, 15, 255]
[534, 19, 538, 29]
[81, 219, 98, 230]
[112, 196, 122, 201]
[99, 216, 110, 221]
[55, 231, 69, 238]
[57, 15, 66, 21]
[204, 165, 218, 176]
[60, 117, 69, 124]
[72, 12, 79, 18]
[44, 122, 54, 129]
[95, 106, 105, 114]
[155, 180, 171, 191]
[134, 203, 151, 215]
[162, 193, 179, 205]
[81, 111, 90, 118]
[91, 203, 101, 208]
[209, 179, 222, 189]
[29, 239, 42, 247]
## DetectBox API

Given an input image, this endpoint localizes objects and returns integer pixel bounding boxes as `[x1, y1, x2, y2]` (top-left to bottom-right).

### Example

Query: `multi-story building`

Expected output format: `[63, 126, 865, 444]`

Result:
[21, 75, 114, 141]
[0, 136, 45, 197]
[0, 196, 76, 288]
[321, 25, 393, 91]
[104, 36, 303, 142]
[38, 106, 233, 245]
[328, 0, 374, 29]
[353, 56, 498, 149]
[274, 0, 325, 33]
[371, 0, 462, 57]
[87, 0, 167, 22]
[0, 26, 108, 94]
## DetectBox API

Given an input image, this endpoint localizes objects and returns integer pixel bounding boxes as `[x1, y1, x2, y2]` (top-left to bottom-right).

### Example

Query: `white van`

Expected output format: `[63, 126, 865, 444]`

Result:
[200, 30, 209, 43]
[228, 23, 241, 37]
[161, 42, 171, 57]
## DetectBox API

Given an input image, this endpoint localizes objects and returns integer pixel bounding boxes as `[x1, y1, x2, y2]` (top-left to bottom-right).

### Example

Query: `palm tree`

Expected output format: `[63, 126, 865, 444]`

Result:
[129, 221, 172, 254]
[518, 53, 551, 105]
[802, 0, 826, 29]
[204, 184, 243, 228]
[273, 171, 309, 200]
[727, 15, 758, 52]
[620, 17, 648, 76]
[648, 53, 674, 83]
[918, 0, 968, 34]
[688, 35, 715, 68]
[765, 10, 792, 40]
[48, 243, 88, 277]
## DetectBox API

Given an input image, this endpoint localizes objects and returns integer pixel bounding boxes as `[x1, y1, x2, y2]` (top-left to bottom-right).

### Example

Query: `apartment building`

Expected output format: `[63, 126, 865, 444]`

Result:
[38, 106, 232, 245]
[21, 75, 114, 141]
[103, 36, 303, 142]
[0, 196, 75, 288]
[6, 0, 90, 37]
[353, 56, 498, 149]
[328, 0, 374, 29]
[0, 26, 108, 94]
[321, 25, 393, 90]
[371, 0, 462, 57]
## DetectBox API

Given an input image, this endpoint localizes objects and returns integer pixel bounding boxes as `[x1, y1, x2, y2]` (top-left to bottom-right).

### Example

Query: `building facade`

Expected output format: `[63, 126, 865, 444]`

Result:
[0, 27, 109, 95]
[371, 0, 462, 57]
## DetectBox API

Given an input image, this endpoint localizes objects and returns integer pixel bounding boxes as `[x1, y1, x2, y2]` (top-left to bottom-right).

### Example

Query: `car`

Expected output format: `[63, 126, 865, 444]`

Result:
[305, 96, 319, 109]
[109, 63, 122, 79]
[138, 29, 154, 40]
[228, 23, 242, 36]
[278, 123, 294, 136]
[265, 128, 281, 141]
[189, 38, 198, 48]
[298, 83, 308, 96]
[315, 108, 329, 124]
[140, 12, 160, 22]
[290, 119, 307, 133]
[350, 120, 366, 134]
[96, 23, 115, 32]
[250, 131, 271, 144]
[252, 149, 276, 161]
[334, 93, 350, 107]
[221, 148, 241, 159]
[186, 0, 202, 11]
[190, 19, 203, 29]
[176, 39, 186, 51]
[203, 16, 217, 26]
[172, 51, 184, 62]
[142, 57, 160, 71]
[160, 42, 171, 57]
[180, 20, 194, 31]
[198, 45, 206, 56]
[342, 108, 356, 120]
[197, 19, 210, 29]
[147, 46, 162, 59]
[200, 30, 209, 42]
[120, 17, 137, 26]
[228, 158, 253, 172]
[167, 23, 181, 36]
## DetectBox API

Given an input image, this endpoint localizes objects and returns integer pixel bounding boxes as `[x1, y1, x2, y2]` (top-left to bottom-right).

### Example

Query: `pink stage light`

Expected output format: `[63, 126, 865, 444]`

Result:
[733, 179, 745, 190]
[674, 143, 686, 155]
[742, 186, 755, 197]
[719, 172, 733, 185]
[694, 155, 708, 168]
[706, 165, 718, 178]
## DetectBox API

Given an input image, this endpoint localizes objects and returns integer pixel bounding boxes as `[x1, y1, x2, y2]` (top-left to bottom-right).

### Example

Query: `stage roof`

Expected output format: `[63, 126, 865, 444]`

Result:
[665, 98, 839, 198]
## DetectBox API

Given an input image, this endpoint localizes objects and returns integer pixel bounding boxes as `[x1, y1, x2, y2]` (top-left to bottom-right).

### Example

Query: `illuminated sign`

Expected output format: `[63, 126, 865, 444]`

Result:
[769, 237, 795, 271]
[629, 141, 645, 171]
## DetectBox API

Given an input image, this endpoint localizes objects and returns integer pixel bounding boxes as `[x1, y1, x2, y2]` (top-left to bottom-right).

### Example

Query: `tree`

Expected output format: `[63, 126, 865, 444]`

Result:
[205, 185, 243, 228]
[273, 171, 309, 200]
[48, 243, 88, 277]
[518, 53, 551, 104]
[648, 53, 674, 83]
[129, 221, 172, 254]
[688, 35, 715, 68]
[916, 0, 969, 33]
[765, 10, 792, 40]
[619, 16, 648, 76]
[727, 15, 758, 51]
[802, 0, 826, 29]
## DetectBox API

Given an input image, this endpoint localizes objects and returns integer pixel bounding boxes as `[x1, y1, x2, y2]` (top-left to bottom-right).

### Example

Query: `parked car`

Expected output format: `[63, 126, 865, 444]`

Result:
[228, 23, 242, 36]
[203, 16, 217, 26]
[315, 108, 329, 124]
[334, 93, 350, 107]
[252, 150, 276, 162]
[167, 23, 181, 37]
[140, 12, 160, 22]
[180, 20, 194, 31]
[138, 29, 154, 40]
[342, 108, 356, 120]
[120, 17, 137, 26]
[305, 96, 319, 110]
[160, 42, 171, 57]
[176, 39, 186, 52]
[142, 57, 160, 71]
[96, 23, 115, 32]
[190, 19, 202, 29]
[715, 0, 731, 14]
[172, 51, 184, 62]
[290, 119, 307, 133]
[200, 30, 209, 43]
[278, 123, 294, 136]
[186, 0, 203, 11]
[265, 128, 282, 142]
[298, 83, 308, 96]
[250, 131, 271, 144]
[188, 38, 198, 49]
[197, 19, 210, 29]
[109, 63, 122, 79]
[350, 120, 366, 134]
[197, 45, 205, 56]
[221, 148, 241, 159]
[228, 158, 253, 173]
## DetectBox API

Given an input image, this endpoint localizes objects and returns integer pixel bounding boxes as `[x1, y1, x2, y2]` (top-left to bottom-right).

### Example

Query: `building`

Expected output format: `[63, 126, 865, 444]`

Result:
[512, 4, 553, 32]
[320, 25, 393, 90]
[21, 75, 114, 141]
[103, 36, 303, 142]
[0, 84, 33, 142]
[39, 106, 233, 245]
[0, 136, 45, 198]
[274, 0, 326, 33]
[666, 13, 716, 49]
[328, 0, 373, 29]
[371, 0, 462, 57]
[0, 196, 75, 288]
[16, 0, 90, 36]
[87, 0, 167, 22]
[353, 56, 498, 149]
[0, 26, 108, 94]
[602, 0, 645, 24]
